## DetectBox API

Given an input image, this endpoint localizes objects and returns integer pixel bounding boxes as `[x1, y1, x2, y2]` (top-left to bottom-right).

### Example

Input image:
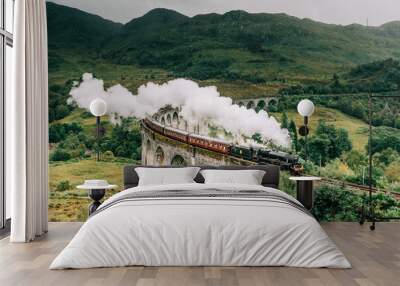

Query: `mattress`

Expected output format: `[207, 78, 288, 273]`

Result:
[50, 183, 351, 269]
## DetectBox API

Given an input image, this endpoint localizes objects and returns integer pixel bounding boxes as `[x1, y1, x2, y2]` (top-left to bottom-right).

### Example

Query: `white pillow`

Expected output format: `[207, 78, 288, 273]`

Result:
[200, 169, 266, 185]
[136, 167, 200, 186]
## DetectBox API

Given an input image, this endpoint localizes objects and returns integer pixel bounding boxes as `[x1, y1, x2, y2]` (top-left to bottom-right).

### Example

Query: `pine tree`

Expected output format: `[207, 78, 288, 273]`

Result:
[281, 112, 289, 129]
[288, 119, 298, 151]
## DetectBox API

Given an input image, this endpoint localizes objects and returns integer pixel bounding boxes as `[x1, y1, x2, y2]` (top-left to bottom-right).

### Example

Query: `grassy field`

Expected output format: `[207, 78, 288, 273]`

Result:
[49, 159, 134, 222]
[54, 108, 114, 135]
[272, 107, 369, 152]
[49, 50, 288, 100]
[49, 50, 173, 92]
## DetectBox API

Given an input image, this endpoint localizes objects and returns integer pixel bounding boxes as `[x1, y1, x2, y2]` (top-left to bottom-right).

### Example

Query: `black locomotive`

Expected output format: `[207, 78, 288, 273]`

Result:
[231, 145, 299, 170]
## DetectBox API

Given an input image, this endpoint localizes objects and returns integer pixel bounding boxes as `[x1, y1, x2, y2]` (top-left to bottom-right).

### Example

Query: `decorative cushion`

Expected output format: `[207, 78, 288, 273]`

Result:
[135, 167, 201, 186]
[200, 169, 266, 185]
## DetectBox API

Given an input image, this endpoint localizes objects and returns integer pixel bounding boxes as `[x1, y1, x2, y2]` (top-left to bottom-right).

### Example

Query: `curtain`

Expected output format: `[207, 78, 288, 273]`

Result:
[8, 0, 48, 242]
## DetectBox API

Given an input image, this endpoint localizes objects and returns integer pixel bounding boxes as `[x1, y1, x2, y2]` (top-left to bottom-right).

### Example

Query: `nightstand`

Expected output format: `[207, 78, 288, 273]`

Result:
[77, 180, 117, 215]
[289, 177, 321, 210]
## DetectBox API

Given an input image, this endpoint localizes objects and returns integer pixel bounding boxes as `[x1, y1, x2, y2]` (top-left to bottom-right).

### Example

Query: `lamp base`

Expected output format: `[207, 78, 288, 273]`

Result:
[88, 189, 106, 215]
[298, 125, 309, 136]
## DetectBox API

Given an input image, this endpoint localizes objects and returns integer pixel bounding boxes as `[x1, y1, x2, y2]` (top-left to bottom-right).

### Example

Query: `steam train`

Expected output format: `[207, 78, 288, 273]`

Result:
[143, 118, 299, 170]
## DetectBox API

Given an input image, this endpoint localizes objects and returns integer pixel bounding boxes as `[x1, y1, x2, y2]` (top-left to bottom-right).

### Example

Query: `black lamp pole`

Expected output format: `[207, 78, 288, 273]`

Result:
[368, 94, 375, 230]
[359, 93, 378, 230]
[90, 98, 107, 162]
[304, 116, 309, 162]
[298, 116, 310, 162]
[297, 99, 314, 163]
[96, 116, 100, 161]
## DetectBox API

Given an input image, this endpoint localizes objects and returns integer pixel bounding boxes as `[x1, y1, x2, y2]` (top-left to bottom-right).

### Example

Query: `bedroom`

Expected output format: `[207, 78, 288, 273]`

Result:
[0, 0, 399, 285]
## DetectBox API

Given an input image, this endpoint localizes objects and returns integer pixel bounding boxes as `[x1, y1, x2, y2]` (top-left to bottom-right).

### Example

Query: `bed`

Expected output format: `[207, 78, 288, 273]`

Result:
[50, 165, 351, 269]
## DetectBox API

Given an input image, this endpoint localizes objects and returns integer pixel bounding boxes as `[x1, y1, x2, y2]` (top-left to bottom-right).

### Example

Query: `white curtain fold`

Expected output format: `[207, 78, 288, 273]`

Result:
[9, 0, 48, 242]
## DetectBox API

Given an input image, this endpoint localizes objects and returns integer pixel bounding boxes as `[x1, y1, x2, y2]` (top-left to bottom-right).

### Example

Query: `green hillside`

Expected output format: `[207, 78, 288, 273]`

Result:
[274, 107, 369, 151]
[105, 9, 400, 81]
[47, 2, 122, 49]
[47, 2, 400, 95]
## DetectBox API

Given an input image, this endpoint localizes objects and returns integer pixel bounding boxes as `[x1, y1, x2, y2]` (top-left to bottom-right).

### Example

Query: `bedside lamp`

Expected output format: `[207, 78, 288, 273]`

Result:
[90, 99, 107, 161]
[297, 99, 315, 161]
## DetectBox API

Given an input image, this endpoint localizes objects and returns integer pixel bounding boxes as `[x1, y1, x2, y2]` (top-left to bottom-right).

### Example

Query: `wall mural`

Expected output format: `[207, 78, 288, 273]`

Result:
[47, 1, 400, 222]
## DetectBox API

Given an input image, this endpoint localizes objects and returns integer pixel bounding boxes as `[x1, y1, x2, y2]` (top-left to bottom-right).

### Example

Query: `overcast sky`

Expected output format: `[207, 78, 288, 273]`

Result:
[48, 0, 400, 26]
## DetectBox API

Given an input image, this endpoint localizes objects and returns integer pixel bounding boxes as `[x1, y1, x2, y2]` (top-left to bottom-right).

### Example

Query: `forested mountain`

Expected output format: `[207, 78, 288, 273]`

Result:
[47, 2, 122, 49]
[47, 2, 400, 81]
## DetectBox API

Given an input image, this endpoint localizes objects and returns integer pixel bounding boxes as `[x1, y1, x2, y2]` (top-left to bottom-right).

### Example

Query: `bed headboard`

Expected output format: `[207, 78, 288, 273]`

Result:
[123, 165, 280, 190]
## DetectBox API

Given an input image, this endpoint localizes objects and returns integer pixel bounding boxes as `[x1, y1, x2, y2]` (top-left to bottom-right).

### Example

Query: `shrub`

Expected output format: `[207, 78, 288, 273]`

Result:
[312, 185, 363, 221]
[388, 182, 400, 194]
[320, 159, 355, 180]
[50, 149, 71, 161]
[56, 180, 72, 192]
[304, 120, 352, 166]
[279, 171, 296, 197]
[49, 123, 83, 143]
[313, 185, 400, 221]
[383, 158, 400, 183]
[49, 124, 66, 143]
[102, 150, 115, 162]
[366, 192, 400, 218]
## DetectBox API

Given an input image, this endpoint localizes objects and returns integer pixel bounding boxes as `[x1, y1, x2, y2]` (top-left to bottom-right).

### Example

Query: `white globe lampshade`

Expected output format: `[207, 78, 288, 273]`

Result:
[297, 99, 315, 117]
[89, 98, 107, 117]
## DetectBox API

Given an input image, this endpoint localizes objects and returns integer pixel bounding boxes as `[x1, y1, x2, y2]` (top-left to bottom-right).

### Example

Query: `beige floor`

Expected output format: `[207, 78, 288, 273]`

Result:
[0, 222, 399, 286]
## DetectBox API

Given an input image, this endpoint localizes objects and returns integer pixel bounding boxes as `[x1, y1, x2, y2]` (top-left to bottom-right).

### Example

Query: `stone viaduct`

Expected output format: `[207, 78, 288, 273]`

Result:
[141, 96, 278, 166]
[141, 121, 254, 167]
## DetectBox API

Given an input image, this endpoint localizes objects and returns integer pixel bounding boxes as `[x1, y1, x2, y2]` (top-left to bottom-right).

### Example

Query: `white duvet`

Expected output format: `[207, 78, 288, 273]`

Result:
[50, 183, 351, 269]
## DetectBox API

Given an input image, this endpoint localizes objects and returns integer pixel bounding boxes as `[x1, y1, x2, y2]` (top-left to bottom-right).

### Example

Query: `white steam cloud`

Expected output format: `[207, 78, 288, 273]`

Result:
[69, 73, 290, 147]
